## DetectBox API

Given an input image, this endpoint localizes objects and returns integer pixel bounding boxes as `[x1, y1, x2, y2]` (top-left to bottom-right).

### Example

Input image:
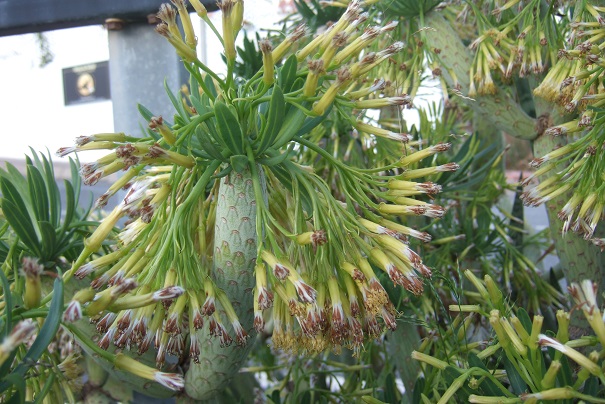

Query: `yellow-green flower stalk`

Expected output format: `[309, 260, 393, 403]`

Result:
[188, 0, 207, 18]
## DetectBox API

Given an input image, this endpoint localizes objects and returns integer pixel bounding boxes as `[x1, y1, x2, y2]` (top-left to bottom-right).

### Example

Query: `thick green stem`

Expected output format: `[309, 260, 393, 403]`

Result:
[530, 77, 605, 332]
[423, 11, 537, 140]
[532, 131, 605, 333]
[184, 167, 263, 400]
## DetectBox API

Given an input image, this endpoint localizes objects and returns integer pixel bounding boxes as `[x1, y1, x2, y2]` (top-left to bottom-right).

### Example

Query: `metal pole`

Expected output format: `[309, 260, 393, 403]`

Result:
[107, 19, 189, 137]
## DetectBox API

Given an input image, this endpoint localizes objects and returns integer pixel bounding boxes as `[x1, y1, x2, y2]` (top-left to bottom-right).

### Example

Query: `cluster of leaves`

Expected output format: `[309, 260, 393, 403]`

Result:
[0, 152, 95, 402]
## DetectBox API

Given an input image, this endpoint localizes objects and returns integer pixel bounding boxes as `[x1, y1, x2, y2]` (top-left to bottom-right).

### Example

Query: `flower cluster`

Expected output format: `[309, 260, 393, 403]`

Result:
[520, 4, 605, 242]
[57, 0, 458, 388]
[462, 1, 555, 96]
[256, 144, 456, 355]
[534, 3, 605, 110]
[521, 109, 605, 241]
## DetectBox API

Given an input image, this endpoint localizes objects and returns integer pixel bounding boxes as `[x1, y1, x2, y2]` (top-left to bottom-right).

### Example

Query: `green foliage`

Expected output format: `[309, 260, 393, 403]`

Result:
[0, 152, 97, 402]
[232, 32, 264, 80]
[0, 151, 91, 267]
[413, 273, 605, 403]
[291, 0, 343, 30]
[5, 0, 605, 403]
[0, 276, 64, 402]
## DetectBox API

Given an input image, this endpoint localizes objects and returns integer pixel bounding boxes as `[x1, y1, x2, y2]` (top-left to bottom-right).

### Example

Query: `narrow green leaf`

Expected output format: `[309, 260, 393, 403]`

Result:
[258, 148, 296, 167]
[583, 376, 598, 397]
[26, 277, 63, 361]
[213, 165, 233, 179]
[0, 268, 17, 381]
[137, 104, 155, 122]
[0, 270, 12, 338]
[443, 366, 473, 401]
[384, 372, 398, 404]
[39, 221, 57, 262]
[196, 125, 227, 162]
[270, 389, 281, 404]
[299, 391, 312, 404]
[1, 199, 41, 256]
[61, 180, 75, 236]
[189, 72, 200, 100]
[33, 372, 56, 403]
[0, 177, 32, 221]
[295, 104, 332, 138]
[40, 154, 61, 229]
[2, 163, 30, 202]
[278, 54, 298, 92]
[27, 165, 50, 223]
[256, 85, 285, 154]
[501, 356, 527, 395]
[230, 155, 249, 173]
[204, 75, 218, 98]
[164, 78, 190, 123]
[412, 377, 425, 404]
[272, 107, 307, 149]
[68, 158, 81, 204]
[190, 93, 208, 117]
[215, 101, 244, 155]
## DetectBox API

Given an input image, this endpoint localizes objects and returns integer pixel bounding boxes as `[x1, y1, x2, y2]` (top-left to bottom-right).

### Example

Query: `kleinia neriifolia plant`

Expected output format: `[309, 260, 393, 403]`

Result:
[57, 0, 457, 399]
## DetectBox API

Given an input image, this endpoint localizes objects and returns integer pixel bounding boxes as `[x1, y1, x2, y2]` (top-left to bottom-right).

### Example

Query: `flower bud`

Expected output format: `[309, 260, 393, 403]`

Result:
[149, 116, 176, 145]
[21, 257, 43, 309]
[189, 0, 207, 18]
[295, 230, 327, 247]
[540, 360, 560, 390]
[259, 39, 275, 86]
[172, 0, 196, 49]
[484, 275, 503, 307]
[411, 350, 447, 370]
[219, 0, 237, 63]
[555, 310, 570, 343]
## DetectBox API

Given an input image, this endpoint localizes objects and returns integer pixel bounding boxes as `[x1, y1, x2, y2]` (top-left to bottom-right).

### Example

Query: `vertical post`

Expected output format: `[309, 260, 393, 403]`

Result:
[107, 20, 189, 136]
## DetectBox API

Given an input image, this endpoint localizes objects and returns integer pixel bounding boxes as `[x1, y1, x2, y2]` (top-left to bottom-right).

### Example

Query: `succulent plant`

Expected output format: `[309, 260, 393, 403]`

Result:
[55, 0, 458, 400]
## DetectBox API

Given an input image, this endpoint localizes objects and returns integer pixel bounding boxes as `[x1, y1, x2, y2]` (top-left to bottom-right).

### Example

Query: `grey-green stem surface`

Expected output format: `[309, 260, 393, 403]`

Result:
[184, 168, 261, 400]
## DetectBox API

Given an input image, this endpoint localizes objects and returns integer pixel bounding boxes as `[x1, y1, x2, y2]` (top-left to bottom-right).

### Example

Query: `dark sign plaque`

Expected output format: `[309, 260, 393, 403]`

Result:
[63, 61, 110, 105]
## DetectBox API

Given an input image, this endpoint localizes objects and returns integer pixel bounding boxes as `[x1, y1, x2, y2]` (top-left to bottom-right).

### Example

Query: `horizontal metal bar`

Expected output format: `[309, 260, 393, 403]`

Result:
[0, 0, 217, 36]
